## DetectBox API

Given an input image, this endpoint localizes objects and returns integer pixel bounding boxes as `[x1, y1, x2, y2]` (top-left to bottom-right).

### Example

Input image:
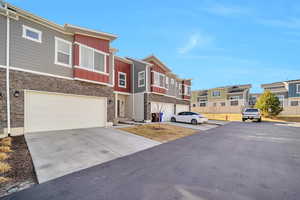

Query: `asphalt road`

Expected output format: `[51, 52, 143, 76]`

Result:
[3, 122, 300, 200]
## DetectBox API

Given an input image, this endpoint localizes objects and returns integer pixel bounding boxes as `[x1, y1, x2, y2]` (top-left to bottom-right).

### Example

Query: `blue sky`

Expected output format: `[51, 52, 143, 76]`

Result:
[9, 0, 300, 92]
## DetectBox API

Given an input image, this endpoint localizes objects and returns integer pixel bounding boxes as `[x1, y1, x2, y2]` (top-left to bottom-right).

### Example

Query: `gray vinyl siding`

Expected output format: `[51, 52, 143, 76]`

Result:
[288, 83, 300, 98]
[132, 60, 147, 93]
[10, 16, 73, 77]
[0, 15, 6, 66]
[166, 76, 176, 97]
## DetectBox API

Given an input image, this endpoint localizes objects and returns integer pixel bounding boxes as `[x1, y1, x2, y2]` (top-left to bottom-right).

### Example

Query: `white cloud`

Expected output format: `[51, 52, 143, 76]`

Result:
[202, 3, 249, 17]
[177, 33, 214, 54]
[259, 18, 300, 29]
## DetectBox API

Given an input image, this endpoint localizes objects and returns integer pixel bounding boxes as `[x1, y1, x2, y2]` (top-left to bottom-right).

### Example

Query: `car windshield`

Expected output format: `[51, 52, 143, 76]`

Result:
[245, 109, 259, 112]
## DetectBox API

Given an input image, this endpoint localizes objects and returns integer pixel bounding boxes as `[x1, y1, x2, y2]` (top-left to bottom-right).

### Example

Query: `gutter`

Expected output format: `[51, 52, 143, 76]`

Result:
[5, 2, 11, 134]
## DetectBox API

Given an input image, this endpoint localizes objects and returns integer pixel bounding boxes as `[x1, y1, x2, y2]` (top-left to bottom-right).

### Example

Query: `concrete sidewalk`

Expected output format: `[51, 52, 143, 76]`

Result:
[25, 127, 160, 183]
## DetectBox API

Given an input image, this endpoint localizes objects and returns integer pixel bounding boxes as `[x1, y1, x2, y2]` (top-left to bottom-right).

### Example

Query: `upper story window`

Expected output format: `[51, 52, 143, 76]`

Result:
[55, 37, 72, 67]
[79, 45, 107, 74]
[153, 71, 165, 88]
[297, 84, 300, 93]
[184, 85, 191, 96]
[212, 91, 220, 97]
[138, 71, 145, 87]
[229, 96, 240, 100]
[171, 78, 175, 85]
[22, 25, 42, 43]
[166, 77, 169, 88]
[118, 72, 126, 88]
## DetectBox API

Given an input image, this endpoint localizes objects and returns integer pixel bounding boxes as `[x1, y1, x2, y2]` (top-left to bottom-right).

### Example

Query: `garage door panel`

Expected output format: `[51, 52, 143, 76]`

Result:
[151, 102, 174, 122]
[176, 104, 189, 114]
[25, 91, 107, 133]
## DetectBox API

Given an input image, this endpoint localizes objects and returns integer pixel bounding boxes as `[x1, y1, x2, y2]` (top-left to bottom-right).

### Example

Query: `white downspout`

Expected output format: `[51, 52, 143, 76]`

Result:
[132, 63, 135, 120]
[5, 3, 11, 135]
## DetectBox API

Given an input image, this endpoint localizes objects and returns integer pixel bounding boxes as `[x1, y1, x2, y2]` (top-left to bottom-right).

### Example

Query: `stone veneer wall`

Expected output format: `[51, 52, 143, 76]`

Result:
[0, 69, 115, 131]
[0, 69, 7, 134]
[144, 93, 190, 120]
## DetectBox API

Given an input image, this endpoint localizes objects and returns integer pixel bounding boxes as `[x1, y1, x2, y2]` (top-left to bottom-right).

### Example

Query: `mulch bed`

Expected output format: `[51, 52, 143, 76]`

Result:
[0, 136, 37, 197]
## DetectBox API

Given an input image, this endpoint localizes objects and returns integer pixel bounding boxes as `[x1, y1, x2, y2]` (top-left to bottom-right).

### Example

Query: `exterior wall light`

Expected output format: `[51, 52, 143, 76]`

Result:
[14, 91, 20, 97]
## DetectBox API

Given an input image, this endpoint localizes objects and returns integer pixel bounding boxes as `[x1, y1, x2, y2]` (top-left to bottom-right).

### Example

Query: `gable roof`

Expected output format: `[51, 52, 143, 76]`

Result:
[143, 55, 171, 72]
[2, 1, 117, 41]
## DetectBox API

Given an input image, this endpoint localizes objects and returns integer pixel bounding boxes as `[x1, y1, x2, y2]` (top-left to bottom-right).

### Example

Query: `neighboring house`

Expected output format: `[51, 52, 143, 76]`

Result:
[261, 79, 300, 115]
[249, 93, 261, 106]
[192, 84, 251, 114]
[0, 2, 192, 137]
[126, 55, 191, 122]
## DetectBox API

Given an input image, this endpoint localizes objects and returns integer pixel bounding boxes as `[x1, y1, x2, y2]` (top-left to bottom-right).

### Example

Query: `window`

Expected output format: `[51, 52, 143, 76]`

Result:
[229, 96, 240, 100]
[184, 85, 191, 96]
[171, 78, 175, 85]
[297, 84, 300, 93]
[55, 37, 72, 67]
[138, 71, 145, 87]
[212, 91, 220, 97]
[230, 100, 239, 106]
[220, 102, 226, 106]
[118, 72, 126, 88]
[276, 95, 284, 107]
[79, 45, 106, 73]
[166, 77, 169, 88]
[291, 101, 299, 106]
[153, 71, 165, 88]
[22, 25, 42, 43]
[199, 102, 206, 107]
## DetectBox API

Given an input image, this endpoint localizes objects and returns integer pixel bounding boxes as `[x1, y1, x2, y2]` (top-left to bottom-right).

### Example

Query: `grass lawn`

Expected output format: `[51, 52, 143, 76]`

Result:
[119, 124, 199, 142]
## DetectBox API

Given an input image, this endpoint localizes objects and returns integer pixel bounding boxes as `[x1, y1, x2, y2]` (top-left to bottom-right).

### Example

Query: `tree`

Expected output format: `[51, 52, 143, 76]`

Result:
[255, 90, 282, 117]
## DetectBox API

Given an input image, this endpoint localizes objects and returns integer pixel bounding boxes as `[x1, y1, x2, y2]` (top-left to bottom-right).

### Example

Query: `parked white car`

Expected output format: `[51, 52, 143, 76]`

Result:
[242, 108, 262, 122]
[171, 112, 208, 125]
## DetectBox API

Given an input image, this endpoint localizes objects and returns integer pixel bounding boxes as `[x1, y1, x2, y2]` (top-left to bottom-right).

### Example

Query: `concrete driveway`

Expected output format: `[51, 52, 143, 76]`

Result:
[25, 127, 160, 183]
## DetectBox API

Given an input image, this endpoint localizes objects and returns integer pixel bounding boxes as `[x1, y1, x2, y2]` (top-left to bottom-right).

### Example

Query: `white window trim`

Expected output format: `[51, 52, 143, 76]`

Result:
[22, 25, 42, 43]
[78, 43, 108, 75]
[229, 96, 240, 100]
[212, 91, 221, 97]
[297, 84, 300, 94]
[138, 71, 145, 87]
[165, 77, 169, 89]
[152, 71, 166, 89]
[118, 72, 126, 88]
[54, 37, 72, 68]
[183, 84, 191, 96]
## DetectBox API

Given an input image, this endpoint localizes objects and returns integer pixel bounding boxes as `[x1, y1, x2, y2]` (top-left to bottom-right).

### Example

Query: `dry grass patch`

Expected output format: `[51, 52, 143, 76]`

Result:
[0, 153, 9, 161]
[119, 124, 199, 142]
[0, 138, 12, 147]
[0, 177, 10, 183]
[0, 146, 12, 153]
[0, 162, 11, 174]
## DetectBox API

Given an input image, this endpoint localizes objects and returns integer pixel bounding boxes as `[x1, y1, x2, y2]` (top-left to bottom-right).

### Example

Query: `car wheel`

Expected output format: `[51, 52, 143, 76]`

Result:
[171, 117, 176, 122]
[191, 119, 197, 125]
[258, 118, 262, 122]
[242, 118, 246, 122]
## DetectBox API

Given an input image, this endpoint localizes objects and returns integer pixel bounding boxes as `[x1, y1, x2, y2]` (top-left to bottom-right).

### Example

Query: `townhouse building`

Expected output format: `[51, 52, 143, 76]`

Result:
[261, 79, 300, 115]
[191, 84, 251, 114]
[0, 2, 191, 137]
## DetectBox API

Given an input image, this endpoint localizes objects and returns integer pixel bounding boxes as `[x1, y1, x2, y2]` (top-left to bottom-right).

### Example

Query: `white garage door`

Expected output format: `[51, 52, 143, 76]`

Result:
[176, 104, 189, 114]
[151, 102, 174, 121]
[25, 91, 107, 133]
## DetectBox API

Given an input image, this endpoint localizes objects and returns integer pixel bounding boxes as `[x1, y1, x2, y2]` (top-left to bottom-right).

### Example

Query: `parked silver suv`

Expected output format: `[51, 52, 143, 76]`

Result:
[242, 108, 262, 122]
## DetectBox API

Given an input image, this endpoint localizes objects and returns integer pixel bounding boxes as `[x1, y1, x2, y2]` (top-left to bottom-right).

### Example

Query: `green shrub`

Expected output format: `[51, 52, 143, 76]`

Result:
[255, 90, 282, 117]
